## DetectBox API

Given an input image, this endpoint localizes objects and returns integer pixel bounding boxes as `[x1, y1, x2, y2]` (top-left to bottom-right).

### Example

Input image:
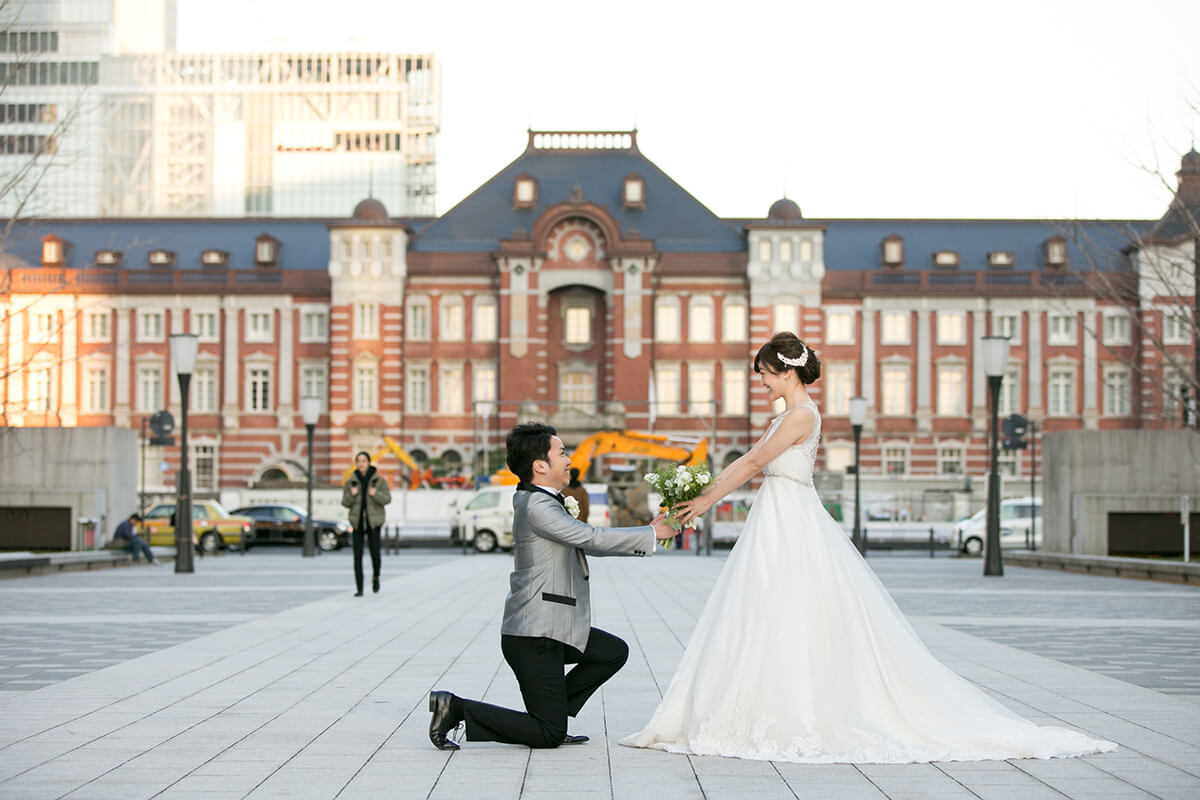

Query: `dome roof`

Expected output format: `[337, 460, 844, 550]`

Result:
[1180, 149, 1200, 174]
[767, 197, 802, 221]
[352, 197, 389, 221]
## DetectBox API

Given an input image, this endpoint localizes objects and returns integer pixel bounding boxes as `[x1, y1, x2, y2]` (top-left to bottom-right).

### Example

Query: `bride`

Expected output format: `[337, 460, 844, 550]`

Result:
[620, 332, 1116, 763]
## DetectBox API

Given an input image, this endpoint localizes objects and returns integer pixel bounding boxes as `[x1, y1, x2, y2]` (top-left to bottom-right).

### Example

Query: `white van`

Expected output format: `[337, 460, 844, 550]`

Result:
[953, 497, 1042, 555]
[450, 483, 610, 553]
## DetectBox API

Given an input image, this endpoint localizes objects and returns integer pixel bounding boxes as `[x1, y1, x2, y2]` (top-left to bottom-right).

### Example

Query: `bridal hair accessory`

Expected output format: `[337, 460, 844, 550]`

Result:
[777, 346, 809, 369]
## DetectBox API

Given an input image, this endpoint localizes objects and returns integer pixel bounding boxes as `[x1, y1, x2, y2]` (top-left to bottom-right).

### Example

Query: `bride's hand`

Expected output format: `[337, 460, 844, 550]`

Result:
[674, 496, 711, 527]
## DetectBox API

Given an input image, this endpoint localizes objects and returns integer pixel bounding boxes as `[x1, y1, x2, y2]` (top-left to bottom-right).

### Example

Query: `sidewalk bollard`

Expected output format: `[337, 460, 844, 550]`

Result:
[930, 527, 936, 558]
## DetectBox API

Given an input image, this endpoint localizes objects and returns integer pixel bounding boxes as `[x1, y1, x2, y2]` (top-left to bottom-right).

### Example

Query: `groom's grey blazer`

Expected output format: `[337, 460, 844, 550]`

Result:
[500, 485, 655, 652]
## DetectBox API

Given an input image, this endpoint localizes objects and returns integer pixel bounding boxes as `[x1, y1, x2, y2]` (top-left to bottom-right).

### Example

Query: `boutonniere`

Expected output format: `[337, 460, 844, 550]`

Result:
[564, 495, 581, 519]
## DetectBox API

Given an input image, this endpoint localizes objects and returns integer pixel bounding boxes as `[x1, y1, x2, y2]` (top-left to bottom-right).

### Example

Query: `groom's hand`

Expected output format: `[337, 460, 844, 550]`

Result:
[651, 514, 675, 542]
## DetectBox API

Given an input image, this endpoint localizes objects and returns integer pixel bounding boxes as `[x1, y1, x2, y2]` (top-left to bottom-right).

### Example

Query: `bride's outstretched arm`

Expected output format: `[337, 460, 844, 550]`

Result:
[674, 408, 815, 527]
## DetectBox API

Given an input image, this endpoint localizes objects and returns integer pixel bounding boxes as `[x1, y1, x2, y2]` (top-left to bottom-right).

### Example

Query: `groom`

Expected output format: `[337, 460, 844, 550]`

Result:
[429, 422, 674, 749]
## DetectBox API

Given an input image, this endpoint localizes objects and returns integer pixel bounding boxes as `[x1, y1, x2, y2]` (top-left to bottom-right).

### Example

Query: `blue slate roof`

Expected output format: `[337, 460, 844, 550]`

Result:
[812, 218, 1149, 272]
[411, 146, 746, 254]
[1, 219, 336, 270]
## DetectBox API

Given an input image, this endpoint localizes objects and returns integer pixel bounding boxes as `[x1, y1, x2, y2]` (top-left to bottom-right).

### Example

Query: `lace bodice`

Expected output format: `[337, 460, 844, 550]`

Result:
[762, 399, 821, 486]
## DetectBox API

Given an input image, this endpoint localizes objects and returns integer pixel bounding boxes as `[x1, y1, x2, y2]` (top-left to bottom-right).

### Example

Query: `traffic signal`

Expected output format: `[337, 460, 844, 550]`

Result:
[1002, 414, 1028, 451]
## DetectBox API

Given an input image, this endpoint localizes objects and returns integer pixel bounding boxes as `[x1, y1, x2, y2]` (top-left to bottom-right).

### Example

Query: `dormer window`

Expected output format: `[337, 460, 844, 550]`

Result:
[41, 234, 65, 266]
[255, 234, 279, 266]
[148, 249, 175, 266]
[1044, 236, 1067, 268]
[933, 250, 959, 268]
[513, 174, 537, 209]
[988, 251, 1014, 268]
[201, 249, 229, 266]
[94, 249, 122, 266]
[623, 174, 645, 209]
[882, 235, 904, 268]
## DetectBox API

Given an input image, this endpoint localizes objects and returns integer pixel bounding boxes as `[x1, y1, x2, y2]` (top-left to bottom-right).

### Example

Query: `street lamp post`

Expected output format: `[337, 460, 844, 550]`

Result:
[301, 395, 322, 558]
[981, 335, 1012, 577]
[848, 396, 867, 557]
[168, 333, 199, 574]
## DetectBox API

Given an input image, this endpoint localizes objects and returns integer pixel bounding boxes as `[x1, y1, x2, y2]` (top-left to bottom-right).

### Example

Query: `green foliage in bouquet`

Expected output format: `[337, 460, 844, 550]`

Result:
[644, 463, 713, 544]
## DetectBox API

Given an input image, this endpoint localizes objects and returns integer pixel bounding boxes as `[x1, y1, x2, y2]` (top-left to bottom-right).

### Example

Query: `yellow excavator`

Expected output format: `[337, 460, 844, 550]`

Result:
[488, 430, 708, 485]
[339, 436, 472, 490]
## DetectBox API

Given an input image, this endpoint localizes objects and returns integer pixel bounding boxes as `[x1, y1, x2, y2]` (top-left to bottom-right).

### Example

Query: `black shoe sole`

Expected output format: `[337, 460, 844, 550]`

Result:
[429, 692, 461, 750]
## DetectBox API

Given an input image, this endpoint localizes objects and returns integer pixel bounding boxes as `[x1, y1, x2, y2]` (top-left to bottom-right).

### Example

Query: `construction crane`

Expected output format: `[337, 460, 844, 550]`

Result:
[338, 436, 470, 489]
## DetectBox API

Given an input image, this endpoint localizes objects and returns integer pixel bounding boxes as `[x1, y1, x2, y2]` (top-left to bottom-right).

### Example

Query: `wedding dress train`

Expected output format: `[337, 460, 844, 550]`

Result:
[621, 400, 1116, 763]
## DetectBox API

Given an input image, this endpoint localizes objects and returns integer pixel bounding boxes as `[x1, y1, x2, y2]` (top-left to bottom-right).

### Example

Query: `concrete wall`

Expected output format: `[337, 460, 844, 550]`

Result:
[0, 427, 139, 549]
[1043, 430, 1200, 555]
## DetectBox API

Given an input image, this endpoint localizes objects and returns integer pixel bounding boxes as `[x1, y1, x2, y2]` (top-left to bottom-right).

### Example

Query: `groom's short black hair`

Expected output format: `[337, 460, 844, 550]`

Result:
[506, 422, 557, 483]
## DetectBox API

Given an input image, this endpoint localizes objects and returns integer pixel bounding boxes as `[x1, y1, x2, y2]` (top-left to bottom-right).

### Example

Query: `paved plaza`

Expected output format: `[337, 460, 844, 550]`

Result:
[0, 547, 1197, 799]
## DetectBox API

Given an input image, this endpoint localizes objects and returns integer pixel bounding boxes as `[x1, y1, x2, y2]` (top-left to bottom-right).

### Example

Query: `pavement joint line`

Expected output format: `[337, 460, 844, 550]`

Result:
[55, 563, 468, 798]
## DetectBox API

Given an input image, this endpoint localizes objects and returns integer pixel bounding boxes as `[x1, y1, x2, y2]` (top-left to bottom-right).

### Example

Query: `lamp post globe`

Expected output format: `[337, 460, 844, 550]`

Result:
[300, 395, 322, 558]
[848, 395, 867, 557]
[168, 333, 199, 574]
[980, 335, 1011, 577]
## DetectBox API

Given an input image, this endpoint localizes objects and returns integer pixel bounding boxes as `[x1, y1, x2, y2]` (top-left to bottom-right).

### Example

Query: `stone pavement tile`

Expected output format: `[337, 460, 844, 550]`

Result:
[60, 781, 170, 800]
[698, 773, 807, 799]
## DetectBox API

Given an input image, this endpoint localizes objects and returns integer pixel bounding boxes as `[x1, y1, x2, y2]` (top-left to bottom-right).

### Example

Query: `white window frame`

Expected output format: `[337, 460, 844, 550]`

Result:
[935, 311, 966, 345]
[82, 310, 111, 343]
[825, 363, 854, 416]
[688, 298, 714, 343]
[1102, 310, 1132, 346]
[299, 307, 328, 343]
[245, 363, 272, 412]
[407, 297, 430, 341]
[300, 362, 327, 409]
[883, 445, 908, 476]
[191, 364, 218, 413]
[136, 310, 164, 343]
[1047, 364, 1076, 417]
[722, 299, 748, 343]
[82, 363, 109, 413]
[193, 442, 218, 492]
[688, 363, 715, 416]
[1102, 365, 1132, 417]
[473, 298, 498, 342]
[825, 310, 854, 345]
[29, 311, 56, 343]
[136, 363, 163, 413]
[406, 364, 430, 413]
[564, 305, 592, 346]
[192, 310, 219, 342]
[824, 444, 852, 474]
[935, 363, 967, 416]
[473, 363, 497, 410]
[559, 367, 597, 414]
[655, 298, 680, 342]
[1162, 309, 1190, 345]
[937, 444, 965, 476]
[880, 311, 910, 345]
[27, 362, 54, 412]
[438, 363, 465, 414]
[994, 312, 1020, 344]
[722, 362, 747, 416]
[1048, 312, 1077, 346]
[354, 301, 379, 340]
[440, 296, 465, 342]
[1163, 367, 1185, 420]
[881, 364, 910, 416]
[245, 310, 273, 343]
[997, 366, 1021, 417]
[654, 363, 681, 417]
[354, 360, 378, 413]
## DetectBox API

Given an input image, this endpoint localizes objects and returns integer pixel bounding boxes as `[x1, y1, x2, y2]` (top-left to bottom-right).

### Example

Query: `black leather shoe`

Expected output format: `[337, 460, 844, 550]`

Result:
[429, 691, 462, 750]
[372, 576, 380, 593]
[562, 734, 589, 745]
[353, 590, 363, 597]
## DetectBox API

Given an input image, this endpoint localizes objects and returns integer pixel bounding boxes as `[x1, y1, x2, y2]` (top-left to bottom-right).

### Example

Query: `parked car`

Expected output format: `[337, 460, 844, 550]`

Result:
[954, 497, 1043, 555]
[450, 483, 610, 553]
[231, 504, 352, 551]
[142, 500, 255, 553]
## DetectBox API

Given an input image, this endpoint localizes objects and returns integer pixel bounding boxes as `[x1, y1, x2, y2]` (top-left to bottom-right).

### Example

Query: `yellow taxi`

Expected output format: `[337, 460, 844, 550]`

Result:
[142, 500, 255, 553]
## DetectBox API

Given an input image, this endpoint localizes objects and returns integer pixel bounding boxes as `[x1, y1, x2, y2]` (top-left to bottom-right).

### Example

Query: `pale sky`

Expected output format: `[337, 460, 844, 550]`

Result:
[177, 0, 1200, 221]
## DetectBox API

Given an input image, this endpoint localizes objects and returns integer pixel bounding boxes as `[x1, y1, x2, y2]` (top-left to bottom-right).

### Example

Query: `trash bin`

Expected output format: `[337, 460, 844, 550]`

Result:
[78, 517, 98, 550]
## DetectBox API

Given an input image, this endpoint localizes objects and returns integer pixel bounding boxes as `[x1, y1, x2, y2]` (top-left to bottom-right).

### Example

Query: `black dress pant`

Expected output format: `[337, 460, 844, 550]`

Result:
[352, 525, 381, 592]
[461, 628, 629, 748]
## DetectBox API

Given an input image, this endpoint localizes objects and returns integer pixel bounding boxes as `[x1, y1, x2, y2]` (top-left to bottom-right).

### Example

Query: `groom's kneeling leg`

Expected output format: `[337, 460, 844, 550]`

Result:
[458, 635, 569, 748]
[564, 628, 629, 718]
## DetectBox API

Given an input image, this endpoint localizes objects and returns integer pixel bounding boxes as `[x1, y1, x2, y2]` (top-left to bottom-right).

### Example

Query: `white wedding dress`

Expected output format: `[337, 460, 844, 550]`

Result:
[621, 400, 1116, 763]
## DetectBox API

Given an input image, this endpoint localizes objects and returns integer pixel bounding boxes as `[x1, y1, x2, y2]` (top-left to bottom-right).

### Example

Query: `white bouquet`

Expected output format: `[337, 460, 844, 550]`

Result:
[564, 495, 581, 519]
[644, 463, 712, 547]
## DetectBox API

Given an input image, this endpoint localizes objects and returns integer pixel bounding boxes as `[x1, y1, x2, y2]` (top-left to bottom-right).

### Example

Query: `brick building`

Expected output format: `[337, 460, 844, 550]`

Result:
[1, 131, 1196, 505]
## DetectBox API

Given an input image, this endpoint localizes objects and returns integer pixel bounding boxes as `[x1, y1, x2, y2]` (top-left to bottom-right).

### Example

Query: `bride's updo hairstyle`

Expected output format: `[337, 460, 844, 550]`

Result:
[753, 332, 821, 385]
